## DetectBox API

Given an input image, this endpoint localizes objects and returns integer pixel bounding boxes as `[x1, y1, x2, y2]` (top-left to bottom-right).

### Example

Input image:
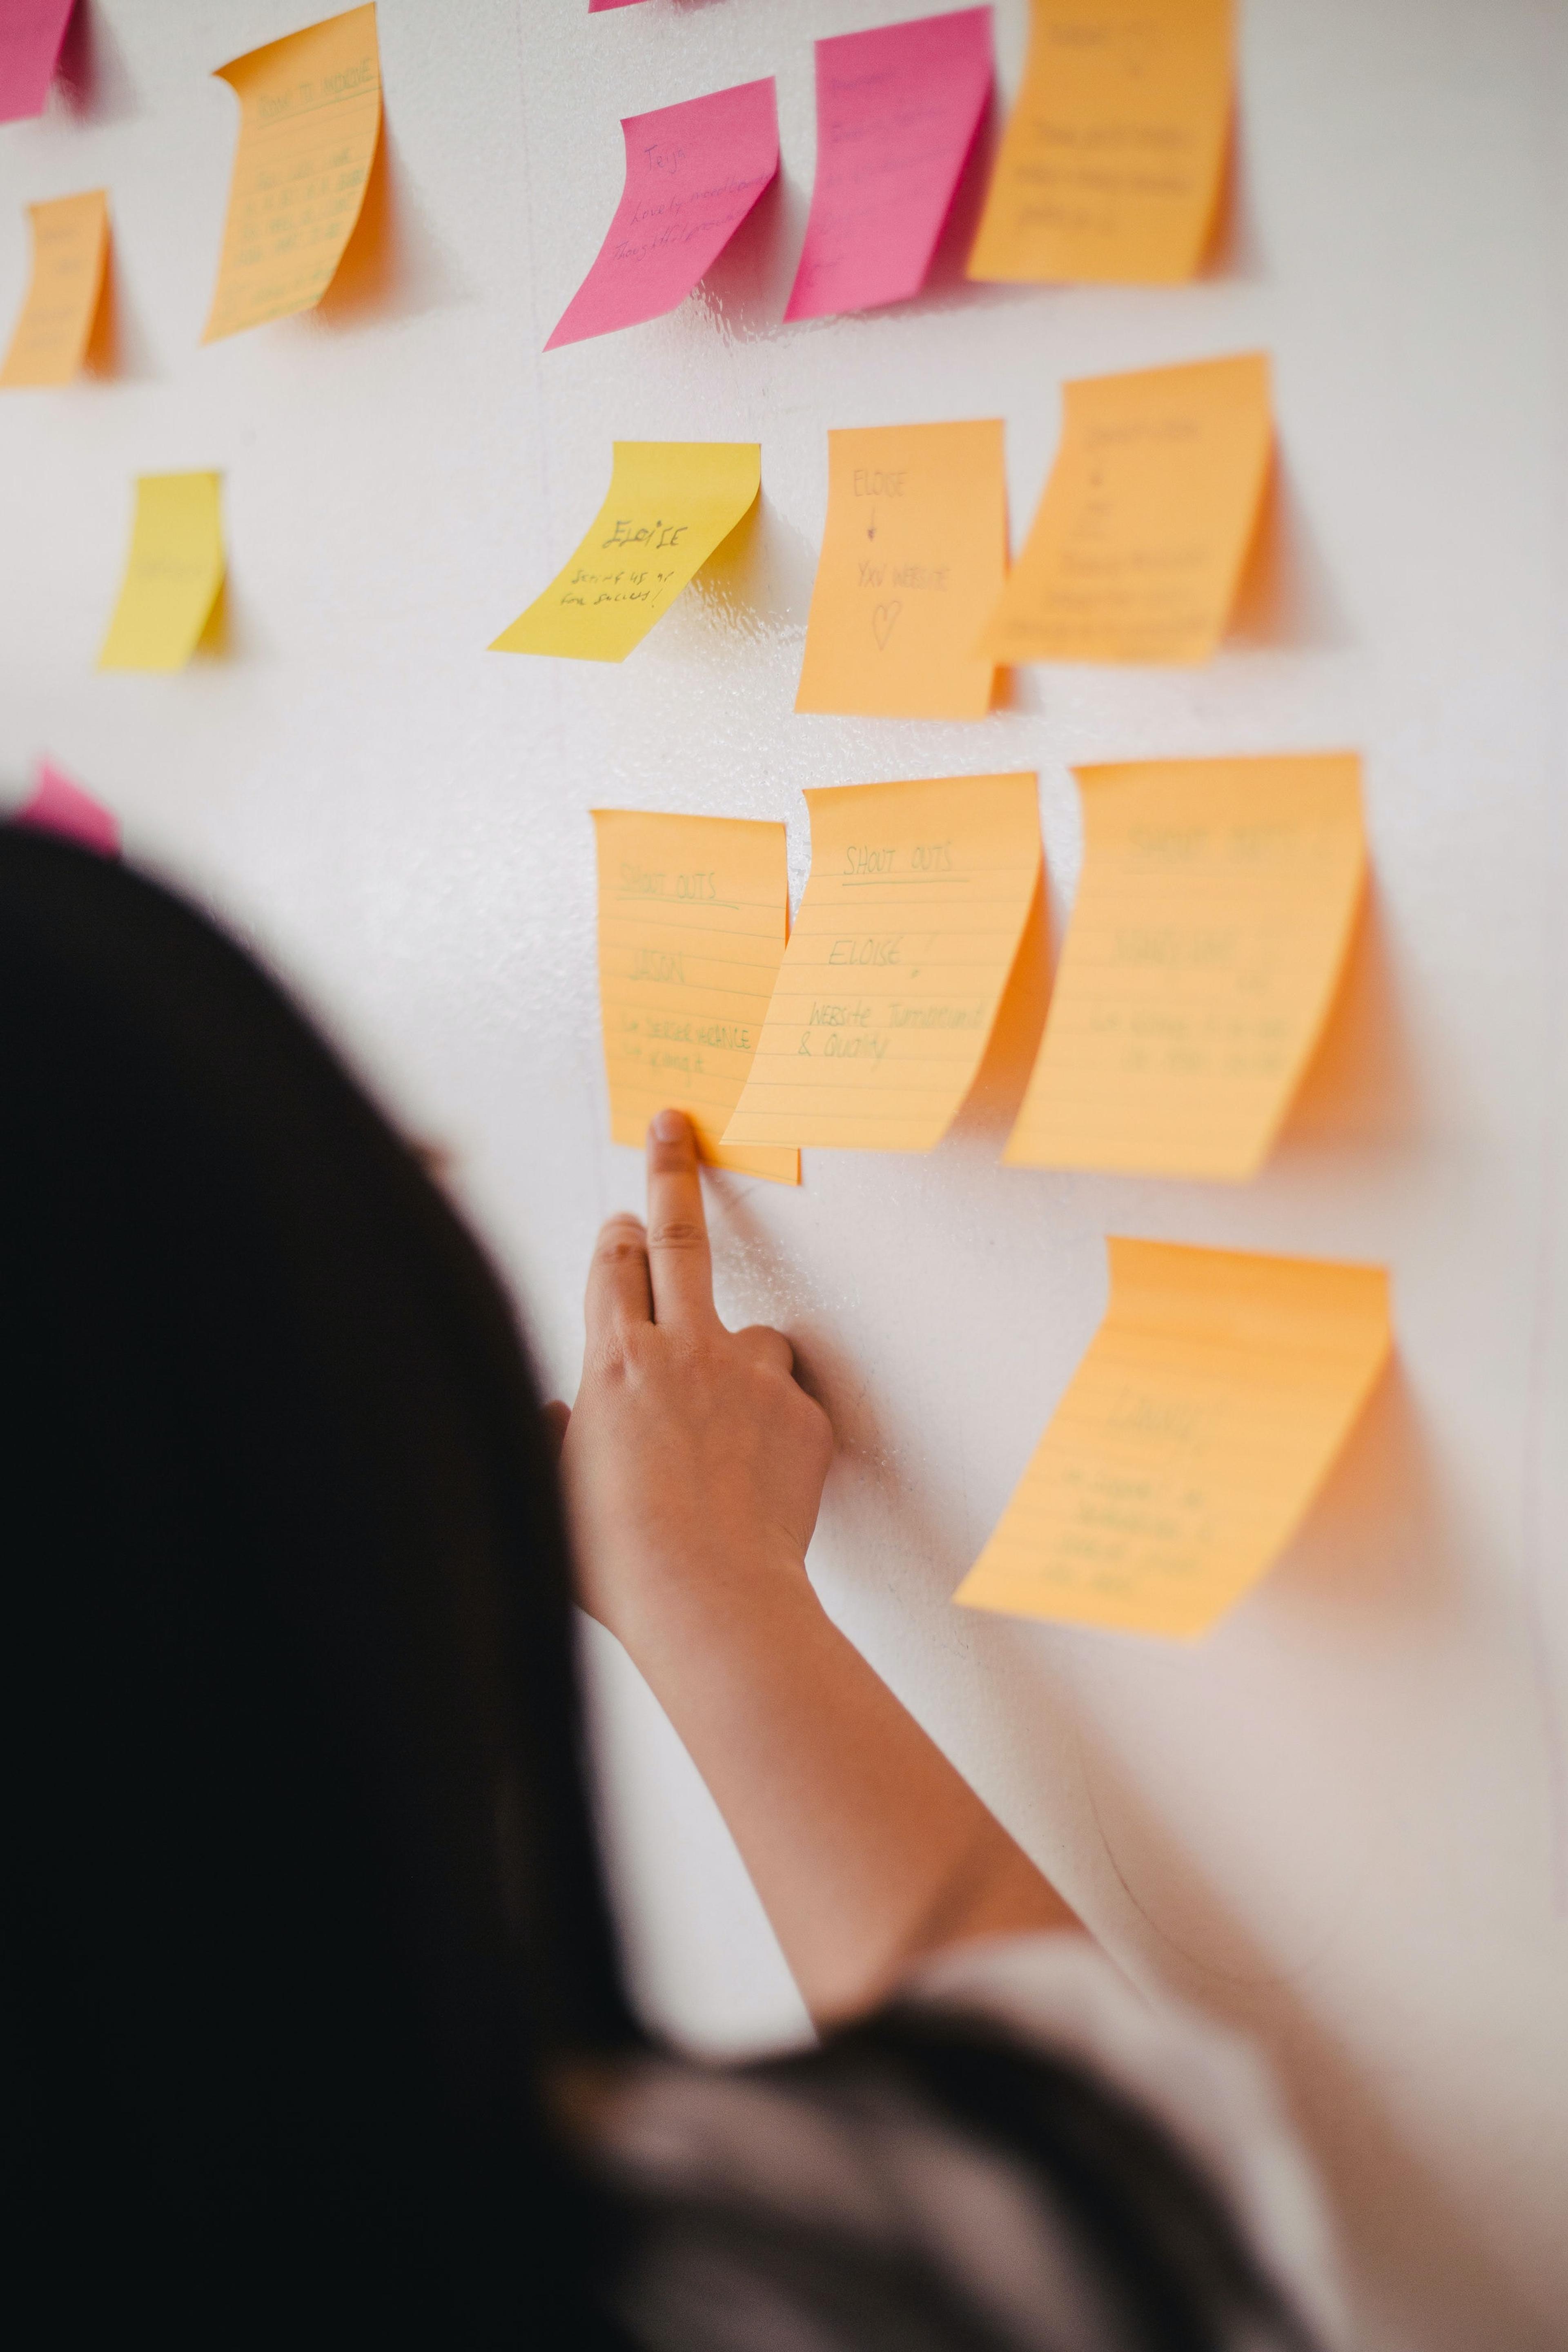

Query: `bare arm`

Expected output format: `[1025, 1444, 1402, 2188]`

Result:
[556, 1110, 1079, 2028]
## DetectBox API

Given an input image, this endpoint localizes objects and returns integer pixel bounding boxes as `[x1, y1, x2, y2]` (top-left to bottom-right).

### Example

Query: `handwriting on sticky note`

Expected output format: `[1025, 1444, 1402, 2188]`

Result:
[594, 810, 797, 1185]
[491, 442, 760, 662]
[969, 0, 1232, 285]
[980, 351, 1270, 666]
[722, 773, 1041, 1154]
[955, 1238, 1392, 1639]
[98, 474, 225, 674]
[548, 79, 777, 347]
[796, 421, 1006, 720]
[0, 0, 74, 125]
[1006, 755, 1365, 1179]
[784, 7, 992, 322]
[15, 760, 120, 857]
[1, 191, 109, 389]
[202, 4, 381, 344]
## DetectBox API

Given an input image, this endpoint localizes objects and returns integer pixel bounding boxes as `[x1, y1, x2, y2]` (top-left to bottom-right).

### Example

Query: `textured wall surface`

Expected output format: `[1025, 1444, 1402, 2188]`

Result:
[3, 4, 1568, 2345]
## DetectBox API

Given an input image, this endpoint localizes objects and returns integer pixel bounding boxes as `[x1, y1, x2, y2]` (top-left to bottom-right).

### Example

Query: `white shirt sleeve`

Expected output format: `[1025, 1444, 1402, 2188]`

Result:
[903, 1931, 1351, 2352]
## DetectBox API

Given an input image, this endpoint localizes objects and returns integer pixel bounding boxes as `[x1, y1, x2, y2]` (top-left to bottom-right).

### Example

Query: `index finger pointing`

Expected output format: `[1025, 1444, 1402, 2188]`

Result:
[645, 1109, 718, 1332]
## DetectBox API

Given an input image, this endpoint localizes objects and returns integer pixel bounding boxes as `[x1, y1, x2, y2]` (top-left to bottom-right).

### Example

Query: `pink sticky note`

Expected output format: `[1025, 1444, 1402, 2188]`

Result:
[589, 1, 648, 12]
[14, 760, 119, 857]
[0, 0, 75, 125]
[784, 7, 992, 323]
[547, 78, 778, 350]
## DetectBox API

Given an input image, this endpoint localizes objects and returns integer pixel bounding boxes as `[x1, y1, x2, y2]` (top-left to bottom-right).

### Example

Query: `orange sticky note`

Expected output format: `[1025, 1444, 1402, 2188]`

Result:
[969, 0, 1232, 285]
[796, 421, 1006, 720]
[594, 809, 798, 1185]
[1006, 754, 1366, 1179]
[202, 5, 381, 344]
[722, 773, 1042, 1154]
[980, 351, 1270, 666]
[0, 190, 109, 388]
[956, 1238, 1392, 1639]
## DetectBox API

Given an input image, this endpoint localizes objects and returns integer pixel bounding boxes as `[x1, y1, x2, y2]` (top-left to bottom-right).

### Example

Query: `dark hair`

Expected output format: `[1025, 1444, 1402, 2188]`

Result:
[1, 829, 1320, 2352]
[1, 830, 634, 2344]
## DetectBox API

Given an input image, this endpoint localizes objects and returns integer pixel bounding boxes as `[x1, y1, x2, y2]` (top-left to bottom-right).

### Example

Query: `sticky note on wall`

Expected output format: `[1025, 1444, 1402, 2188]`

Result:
[98, 474, 225, 673]
[1007, 755, 1366, 1179]
[785, 8, 993, 323]
[981, 352, 1270, 666]
[969, 0, 1232, 285]
[797, 421, 1006, 721]
[491, 442, 760, 662]
[723, 773, 1041, 1154]
[14, 760, 120, 857]
[547, 80, 778, 349]
[1, 191, 109, 389]
[594, 809, 797, 1185]
[0, 0, 75, 125]
[956, 1239, 1392, 1639]
[203, 4, 381, 343]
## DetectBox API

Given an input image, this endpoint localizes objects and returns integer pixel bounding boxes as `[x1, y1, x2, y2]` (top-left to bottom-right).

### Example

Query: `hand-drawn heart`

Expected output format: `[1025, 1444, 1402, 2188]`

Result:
[871, 600, 902, 651]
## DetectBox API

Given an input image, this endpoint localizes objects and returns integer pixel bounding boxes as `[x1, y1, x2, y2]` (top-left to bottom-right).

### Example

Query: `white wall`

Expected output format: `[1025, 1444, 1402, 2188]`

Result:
[4, 3, 1568, 2345]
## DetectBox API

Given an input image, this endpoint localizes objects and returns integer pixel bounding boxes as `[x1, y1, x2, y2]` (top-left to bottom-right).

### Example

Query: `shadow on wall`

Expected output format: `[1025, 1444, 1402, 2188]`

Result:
[1199, 95, 1267, 283]
[83, 233, 156, 382]
[691, 168, 797, 341]
[685, 495, 818, 650]
[1276, 880, 1423, 1156]
[1062, 1701, 1559, 2352]
[1228, 450, 1354, 653]
[311, 125, 468, 331]
[56, 1, 139, 124]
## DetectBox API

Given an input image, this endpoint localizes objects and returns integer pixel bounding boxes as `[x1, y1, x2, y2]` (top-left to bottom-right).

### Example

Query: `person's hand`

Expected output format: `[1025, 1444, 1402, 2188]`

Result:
[555, 1110, 834, 1663]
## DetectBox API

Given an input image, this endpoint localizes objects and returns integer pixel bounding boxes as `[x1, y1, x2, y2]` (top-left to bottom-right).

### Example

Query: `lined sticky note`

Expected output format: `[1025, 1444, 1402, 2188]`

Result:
[594, 809, 797, 1185]
[0, 0, 74, 124]
[1006, 755, 1365, 1180]
[202, 5, 381, 344]
[784, 8, 993, 322]
[797, 421, 1006, 721]
[491, 442, 760, 663]
[723, 773, 1041, 1154]
[981, 352, 1270, 666]
[548, 80, 778, 350]
[956, 1239, 1392, 1639]
[1, 191, 109, 389]
[969, 0, 1232, 285]
[98, 474, 225, 673]
[14, 760, 119, 857]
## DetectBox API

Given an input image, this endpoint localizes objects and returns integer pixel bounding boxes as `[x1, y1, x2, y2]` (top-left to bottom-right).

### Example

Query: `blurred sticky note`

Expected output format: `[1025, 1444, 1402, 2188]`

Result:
[0, 190, 109, 388]
[969, 0, 1232, 285]
[797, 422, 1006, 720]
[202, 4, 381, 344]
[491, 442, 760, 662]
[0, 0, 74, 124]
[956, 1239, 1392, 1639]
[98, 473, 225, 673]
[590, 0, 648, 11]
[1006, 754, 1365, 1180]
[15, 759, 119, 856]
[548, 80, 778, 350]
[785, 8, 992, 322]
[723, 772, 1040, 1154]
[594, 810, 797, 1185]
[981, 352, 1270, 666]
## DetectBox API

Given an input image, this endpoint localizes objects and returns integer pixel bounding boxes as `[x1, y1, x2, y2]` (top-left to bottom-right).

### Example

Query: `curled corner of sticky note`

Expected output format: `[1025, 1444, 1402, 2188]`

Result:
[98, 472, 226, 674]
[13, 760, 120, 856]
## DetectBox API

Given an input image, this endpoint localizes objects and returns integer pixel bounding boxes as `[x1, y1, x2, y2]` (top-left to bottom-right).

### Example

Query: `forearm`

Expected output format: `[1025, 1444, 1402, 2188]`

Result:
[618, 1550, 1079, 2026]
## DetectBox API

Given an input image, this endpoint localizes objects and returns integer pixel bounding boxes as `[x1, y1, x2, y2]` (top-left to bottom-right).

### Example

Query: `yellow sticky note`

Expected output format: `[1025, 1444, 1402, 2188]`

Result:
[98, 473, 225, 673]
[956, 1238, 1392, 1639]
[0, 190, 109, 388]
[1006, 755, 1366, 1180]
[202, 5, 381, 343]
[796, 422, 1007, 720]
[492, 443, 761, 663]
[980, 352, 1270, 666]
[594, 810, 798, 1186]
[969, 0, 1232, 285]
[722, 773, 1042, 1154]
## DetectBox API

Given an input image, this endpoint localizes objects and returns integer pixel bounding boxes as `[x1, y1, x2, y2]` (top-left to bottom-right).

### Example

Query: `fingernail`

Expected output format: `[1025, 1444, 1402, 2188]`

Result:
[651, 1109, 686, 1143]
